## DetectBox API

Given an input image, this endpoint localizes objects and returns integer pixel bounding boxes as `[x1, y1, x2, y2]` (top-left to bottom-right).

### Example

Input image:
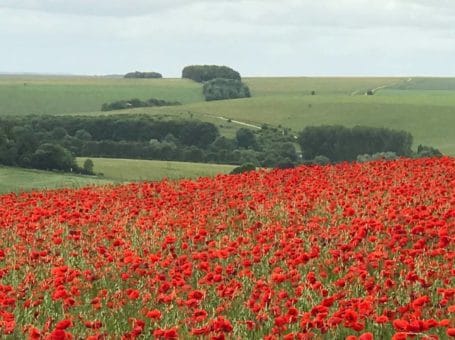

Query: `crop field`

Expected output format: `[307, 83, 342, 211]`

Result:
[0, 166, 112, 194]
[0, 157, 453, 338]
[0, 159, 236, 194]
[244, 77, 404, 96]
[0, 76, 203, 116]
[76, 157, 236, 181]
[1, 76, 454, 154]
[124, 91, 454, 152]
[77, 76, 455, 155]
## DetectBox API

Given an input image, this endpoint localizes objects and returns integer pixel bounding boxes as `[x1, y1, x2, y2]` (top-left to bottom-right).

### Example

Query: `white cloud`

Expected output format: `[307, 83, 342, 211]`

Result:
[0, 0, 454, 76]
[0, 0, 204, 17]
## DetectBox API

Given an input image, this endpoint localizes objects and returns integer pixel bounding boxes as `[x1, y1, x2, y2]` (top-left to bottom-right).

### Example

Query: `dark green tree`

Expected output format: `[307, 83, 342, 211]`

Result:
[182, 65, 241, 82]
[203, 78, 251, 101]
[83, 158, 94, 174]
[230, 163, 256, 174]
[236, 128, 257, 149]
[124, 71, 162, 78]
[31, 143, 76, 171]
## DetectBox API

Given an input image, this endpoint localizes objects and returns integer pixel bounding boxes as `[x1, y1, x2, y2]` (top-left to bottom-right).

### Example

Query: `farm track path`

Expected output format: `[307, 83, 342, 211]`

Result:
[215, 116, 262, 129]
[350, 77, 413, 96]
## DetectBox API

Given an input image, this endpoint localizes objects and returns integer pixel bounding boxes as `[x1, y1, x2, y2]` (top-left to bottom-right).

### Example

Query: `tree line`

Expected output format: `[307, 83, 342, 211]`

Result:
[0, 115, 297, 172]
[124, 71, 162, 79]
[0, 114, 441, 174]
[101, 98, 181, 111]
[297, 125, 441, 164]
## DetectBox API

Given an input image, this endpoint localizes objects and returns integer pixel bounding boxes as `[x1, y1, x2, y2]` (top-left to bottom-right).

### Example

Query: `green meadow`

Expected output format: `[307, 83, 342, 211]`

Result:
[0, 159, 236, 194]
[0, 75, 203, 116]
[100, 77, 455, 155]
[1, 75, 454, 153]
[0, 166, 112, 194]
[76, 157, 236, 182]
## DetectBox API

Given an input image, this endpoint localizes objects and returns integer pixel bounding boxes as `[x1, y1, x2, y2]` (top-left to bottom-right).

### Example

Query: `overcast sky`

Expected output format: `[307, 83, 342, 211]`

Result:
[1, 0, 454, 76]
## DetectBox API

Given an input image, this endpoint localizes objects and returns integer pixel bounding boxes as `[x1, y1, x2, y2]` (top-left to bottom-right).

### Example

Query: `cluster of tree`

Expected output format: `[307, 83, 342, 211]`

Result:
[101, 98, 181, 111]
[297, 125, 441, 163]
[0, 115, 299, 173]
[2, 115, 441, 175]
[182, 65, 241, 83]
[203, 78, 251, 101]
[124, 71, 162, 79]
[0, 127, 91, 173]
[181, 64, 251, 101]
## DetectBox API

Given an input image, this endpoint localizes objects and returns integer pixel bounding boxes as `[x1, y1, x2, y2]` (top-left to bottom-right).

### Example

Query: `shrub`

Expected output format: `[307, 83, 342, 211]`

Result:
[101, 98, 180, 111]
[312, 155, 331, 165]
[230, 163, 256, 175]
[276, 162, 296, 169]
[357, 152, 398, 162]
[83, 158, 94, 174]
[203, 78, 251, 101]
[415, 145, 443, 158]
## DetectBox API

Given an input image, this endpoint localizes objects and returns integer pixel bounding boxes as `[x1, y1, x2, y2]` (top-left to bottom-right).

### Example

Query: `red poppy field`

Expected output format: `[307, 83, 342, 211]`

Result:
[0, 158, 454, 339]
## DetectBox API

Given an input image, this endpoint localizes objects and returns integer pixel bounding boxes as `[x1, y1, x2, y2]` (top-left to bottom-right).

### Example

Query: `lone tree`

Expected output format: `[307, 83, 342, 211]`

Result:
[83, 158, 94, 174]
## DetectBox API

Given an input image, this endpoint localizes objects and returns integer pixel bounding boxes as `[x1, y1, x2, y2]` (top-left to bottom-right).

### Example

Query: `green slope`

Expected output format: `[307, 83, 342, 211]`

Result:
[105, 87, 455, 155]
[0, 159, 237, 194]
[0, 76, 203, 116]
[0, 166, 112, 194]
[77, 158, 236, 181]
[1, 75, 454, 155]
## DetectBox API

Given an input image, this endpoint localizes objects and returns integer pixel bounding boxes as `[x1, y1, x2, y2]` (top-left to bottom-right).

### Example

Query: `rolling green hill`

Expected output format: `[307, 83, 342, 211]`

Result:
[101, 77, 455, 155]
[1, 75, 454, 155]
[0, 159, 237, 194]
[0, 75, 203, 116]
[0, 166, 112, 194]
[76, 157, 236, 182]
[244, 77, 403, 96]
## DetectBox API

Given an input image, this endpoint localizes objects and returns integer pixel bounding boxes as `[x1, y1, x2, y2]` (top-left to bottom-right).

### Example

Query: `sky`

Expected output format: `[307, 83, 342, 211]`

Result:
[1, 0, 454, 77]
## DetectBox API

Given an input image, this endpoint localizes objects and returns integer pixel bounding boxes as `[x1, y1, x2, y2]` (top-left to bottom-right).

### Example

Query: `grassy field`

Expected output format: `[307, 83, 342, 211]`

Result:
[77, 157, 236, 181]
[1, 75, 454, 154]
[0, 166, 113, 194]
[113, 77, 455, 154]
[244, 76, 404, 96]
[0, 75, 203, 116]
[0, 159, 237, 194]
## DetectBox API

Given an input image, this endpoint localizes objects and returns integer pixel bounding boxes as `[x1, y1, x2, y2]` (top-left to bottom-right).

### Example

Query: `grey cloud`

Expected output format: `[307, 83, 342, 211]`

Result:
[1, 0, 454, 23]
[0, 0, 209, 17]
[2, 0, 455, 33]
[0, 0, 454, 76]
